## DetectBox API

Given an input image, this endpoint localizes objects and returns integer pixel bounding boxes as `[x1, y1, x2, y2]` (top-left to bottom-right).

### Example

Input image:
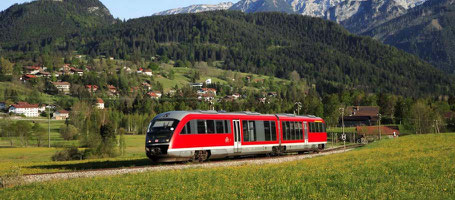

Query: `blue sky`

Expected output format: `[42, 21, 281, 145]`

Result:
[0, 0, 239, 20]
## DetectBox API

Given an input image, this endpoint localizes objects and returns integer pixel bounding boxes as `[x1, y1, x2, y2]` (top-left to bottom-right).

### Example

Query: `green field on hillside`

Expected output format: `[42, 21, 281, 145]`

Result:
[1, 134, 454, 199]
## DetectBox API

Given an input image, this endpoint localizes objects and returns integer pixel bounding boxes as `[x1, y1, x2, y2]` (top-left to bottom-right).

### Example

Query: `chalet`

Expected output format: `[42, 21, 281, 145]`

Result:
[9, 102, 39, 117]
[143, 69, 153, 76]
[198, 88, 217, 96]
[60, 64, 71, 74]
[96, 98, 104, 109]
[53, 110, 70, 120]
[86, 85, 99, 93]
[356, 126, 400, 138]
[21, 74, 37, 82]
[107, 85, 117, 95]
[343, 106, 380, 127]
[147, 91, 162, 99]
[24, 66, 42, 75]
[53, 82, 71, 94]
[70, 67, 84, 76]
[198, 93, 215, 102]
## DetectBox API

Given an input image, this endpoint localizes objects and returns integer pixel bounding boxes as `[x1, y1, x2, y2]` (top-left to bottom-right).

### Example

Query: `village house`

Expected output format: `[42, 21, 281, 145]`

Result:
[53, 82, 71, 94]
[147, 91, 162, 99]
[198, 93, 215, 102]
[21, 74, 37, 82]
[356, 126, 400, 139]
[53, 110, 70, 120]
[198, 88, 217, 96]
[38, 104, 46, 113]
[143, 69, 153, 76]
[343, 106, 380, 127]
[70, 67, 84, 76]
[35, 71, 51, 78]
[8, 102, 39, 117]
[86, 85, 99, 93]
[96, 98, 104, 109]
[24, 66, 42, 75]
[190, 83, 203, 88]
[107, 85, 117, 96]
[60, 64, 71, 74]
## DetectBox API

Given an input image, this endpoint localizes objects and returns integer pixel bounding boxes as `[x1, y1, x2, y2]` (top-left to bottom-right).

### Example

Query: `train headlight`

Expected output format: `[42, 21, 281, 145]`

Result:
[147, 140, 152, 143]
[166, 139, 169, 142]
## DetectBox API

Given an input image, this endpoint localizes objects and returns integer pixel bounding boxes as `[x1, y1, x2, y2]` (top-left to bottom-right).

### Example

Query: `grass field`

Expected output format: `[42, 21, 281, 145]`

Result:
[0, 134, 146, 175]
[1, 134, 454, 199]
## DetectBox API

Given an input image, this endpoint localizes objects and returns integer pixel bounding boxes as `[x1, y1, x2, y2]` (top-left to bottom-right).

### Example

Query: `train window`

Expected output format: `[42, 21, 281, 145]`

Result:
[215, 120, 224, 133]
[197, 120, 206, 134]
[181, 124, 187, 134]
[207, 120, 215, 134]
[243, 121, 249, 141]
[310, 122, 315, 132]
[297, 122, 303, 140]
[271, 121, 277, 141]
[224, 120, 231, 134]
[264, 121, 271, 141]
[281, 122, 287, 140]
[322, 123, 326, 132]
[255, 121, 266, 141]
[248, 121, 256, 141]
[292, 122, 297, 140]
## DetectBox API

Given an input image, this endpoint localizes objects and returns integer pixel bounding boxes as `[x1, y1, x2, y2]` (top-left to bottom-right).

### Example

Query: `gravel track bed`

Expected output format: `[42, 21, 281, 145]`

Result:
[22, 148, 353, 184]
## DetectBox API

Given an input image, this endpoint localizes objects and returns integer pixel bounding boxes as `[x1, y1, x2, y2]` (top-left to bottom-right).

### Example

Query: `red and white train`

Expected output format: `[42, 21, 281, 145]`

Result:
[145, 111, 327, 162]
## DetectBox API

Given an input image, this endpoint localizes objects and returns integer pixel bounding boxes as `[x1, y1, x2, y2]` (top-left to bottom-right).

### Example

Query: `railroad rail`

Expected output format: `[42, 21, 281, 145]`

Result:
[16, 144, 364, 186]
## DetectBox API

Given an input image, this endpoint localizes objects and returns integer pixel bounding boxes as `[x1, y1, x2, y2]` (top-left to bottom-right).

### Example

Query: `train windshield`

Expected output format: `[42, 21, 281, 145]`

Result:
[147, 119, 179, 137]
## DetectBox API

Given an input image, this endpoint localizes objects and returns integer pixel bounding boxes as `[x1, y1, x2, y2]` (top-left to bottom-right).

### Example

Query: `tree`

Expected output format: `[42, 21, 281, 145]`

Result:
[59, 125, 79, 140]
[0, 57, 13, 75]
[289, 70, 300, 82]
[405, 101, 438, 134]
[96, 122, 118, 157]
[14, 121, 32, 147]
[32, 123, 46, 147]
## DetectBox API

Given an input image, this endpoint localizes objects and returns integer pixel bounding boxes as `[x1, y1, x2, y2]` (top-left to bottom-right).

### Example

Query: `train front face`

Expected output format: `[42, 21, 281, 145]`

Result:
[145, 113, 180, 161]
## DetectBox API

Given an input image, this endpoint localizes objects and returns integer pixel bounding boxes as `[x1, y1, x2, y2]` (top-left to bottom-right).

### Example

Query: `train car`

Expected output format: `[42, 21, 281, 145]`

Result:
[145, 111, 327, 162]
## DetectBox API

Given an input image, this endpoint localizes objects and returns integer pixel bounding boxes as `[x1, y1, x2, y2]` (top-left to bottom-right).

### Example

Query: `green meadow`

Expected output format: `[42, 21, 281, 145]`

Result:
[1, 134, 454, 199]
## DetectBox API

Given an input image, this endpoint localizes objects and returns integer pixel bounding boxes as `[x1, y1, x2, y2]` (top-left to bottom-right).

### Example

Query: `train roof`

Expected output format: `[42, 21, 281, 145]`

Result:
[154, 110, 323, 121]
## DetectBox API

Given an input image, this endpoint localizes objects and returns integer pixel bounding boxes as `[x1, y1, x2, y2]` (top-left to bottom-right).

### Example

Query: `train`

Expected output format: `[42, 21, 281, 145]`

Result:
[145, 111, 327, 162]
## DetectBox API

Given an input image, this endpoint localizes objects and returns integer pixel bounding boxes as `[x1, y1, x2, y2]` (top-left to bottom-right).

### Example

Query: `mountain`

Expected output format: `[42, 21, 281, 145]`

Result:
[326, 0, 408, 33]
[22, 11, 449, 96]
[153, 2, 233, 15]
[0, 0, 116, 47]
[229, 0, 295, 13]
[364, 0, 455, 73]
[287, 0, 344, 17]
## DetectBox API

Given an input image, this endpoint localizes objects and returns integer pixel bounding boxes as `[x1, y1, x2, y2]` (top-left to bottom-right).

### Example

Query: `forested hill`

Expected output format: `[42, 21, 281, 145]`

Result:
[0, 0, 116, 47]
[1, 10, 454, 96]
[363, 0, 455, 73]
[76, 11, 453, 96]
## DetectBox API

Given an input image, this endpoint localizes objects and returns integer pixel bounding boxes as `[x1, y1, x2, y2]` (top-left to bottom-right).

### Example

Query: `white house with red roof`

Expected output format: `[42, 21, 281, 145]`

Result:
[9, 102, 39, 117]
[147, 91, 162, 99]
[96, 98, 104, 109]
[86, 85, 99, 93]
[53, 82, 71, 94]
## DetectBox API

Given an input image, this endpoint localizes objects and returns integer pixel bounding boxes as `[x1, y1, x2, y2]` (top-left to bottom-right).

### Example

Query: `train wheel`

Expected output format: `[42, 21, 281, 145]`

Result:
[193, 150, 210, 163]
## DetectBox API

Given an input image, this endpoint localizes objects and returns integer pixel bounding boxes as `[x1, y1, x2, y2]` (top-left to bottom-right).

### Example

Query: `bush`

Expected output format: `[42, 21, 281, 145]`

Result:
[59, 124, 79, 140]
[0, 165, 22, 188]
[51, 147, 84, 161]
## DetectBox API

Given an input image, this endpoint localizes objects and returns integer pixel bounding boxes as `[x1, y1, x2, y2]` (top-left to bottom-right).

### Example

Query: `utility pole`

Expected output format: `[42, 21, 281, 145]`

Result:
[295, 102, 302, 115]
[378, 113, 382, 140]
[339, 107, 345, 140]
[48, 96, 51, 148]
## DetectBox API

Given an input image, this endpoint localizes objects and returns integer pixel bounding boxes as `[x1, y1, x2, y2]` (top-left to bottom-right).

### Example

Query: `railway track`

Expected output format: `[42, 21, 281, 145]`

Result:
[18, 144, 364, 185]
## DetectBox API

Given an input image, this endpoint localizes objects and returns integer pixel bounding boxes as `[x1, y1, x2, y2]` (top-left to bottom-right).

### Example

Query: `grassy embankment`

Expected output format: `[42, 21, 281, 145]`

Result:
[1, 133, 454, 199]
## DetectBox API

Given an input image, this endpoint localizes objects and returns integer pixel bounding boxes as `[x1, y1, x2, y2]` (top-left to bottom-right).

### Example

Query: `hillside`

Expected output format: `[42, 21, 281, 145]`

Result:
[0, 0, 116, 47]
[154, 2, 233, 15]
[229, 0, 295, 13]
[364, 0, 455, 73]
[1, 134, 454, 198]
[69, 11, 453, 96]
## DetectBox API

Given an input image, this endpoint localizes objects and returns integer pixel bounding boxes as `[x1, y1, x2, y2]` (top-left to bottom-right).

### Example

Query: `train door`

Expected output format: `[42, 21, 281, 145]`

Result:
[303, 121, 308, 144]
[233, 120, 241, 153]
